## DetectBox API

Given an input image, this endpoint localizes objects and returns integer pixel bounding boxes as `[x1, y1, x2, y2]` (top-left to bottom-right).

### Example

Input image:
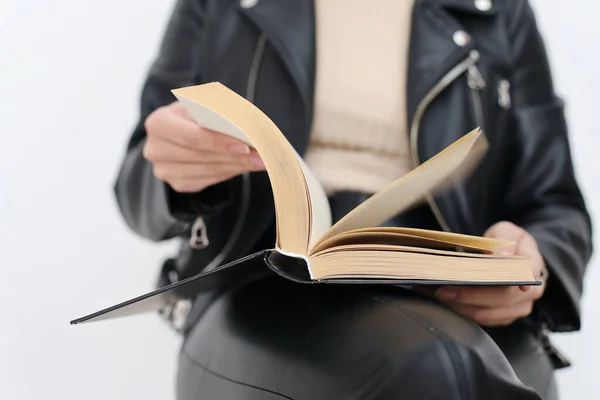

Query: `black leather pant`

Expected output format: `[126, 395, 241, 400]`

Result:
[177, 195, 558, 399]
[176, 277, 558, 399]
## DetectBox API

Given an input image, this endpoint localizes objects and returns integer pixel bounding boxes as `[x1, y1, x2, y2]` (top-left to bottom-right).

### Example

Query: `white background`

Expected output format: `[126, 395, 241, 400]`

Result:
[0, 1, 597, 399]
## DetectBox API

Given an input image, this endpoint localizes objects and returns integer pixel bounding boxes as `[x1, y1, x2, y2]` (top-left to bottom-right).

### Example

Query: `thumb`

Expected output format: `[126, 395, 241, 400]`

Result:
[484, 221, 524, 255]
[170, 100, 196, 121]
[484, 221, 524, 240]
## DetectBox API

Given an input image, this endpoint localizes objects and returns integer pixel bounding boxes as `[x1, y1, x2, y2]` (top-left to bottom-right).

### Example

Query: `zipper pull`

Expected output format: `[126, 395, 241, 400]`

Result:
[189, 216, 210, 249]
[467, 63, 486, 90]
[497, 79, 511, 109]
[467, 50, 486, 91]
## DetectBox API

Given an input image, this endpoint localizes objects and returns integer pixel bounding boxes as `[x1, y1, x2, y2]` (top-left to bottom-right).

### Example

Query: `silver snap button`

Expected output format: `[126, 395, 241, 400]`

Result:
[474, 0, 492, 11]
[241, 0, 258, 8]
[453, 30, 471, 47]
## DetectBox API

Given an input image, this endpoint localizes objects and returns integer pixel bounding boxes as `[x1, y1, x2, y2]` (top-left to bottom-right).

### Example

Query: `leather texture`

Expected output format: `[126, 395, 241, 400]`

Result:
[112, 0, 592, 398]
[177, 277, 556, 400]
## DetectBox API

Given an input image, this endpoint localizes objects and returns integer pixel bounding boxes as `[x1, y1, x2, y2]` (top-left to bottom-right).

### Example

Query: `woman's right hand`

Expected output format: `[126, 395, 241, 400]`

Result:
[143, 101, 265, 193]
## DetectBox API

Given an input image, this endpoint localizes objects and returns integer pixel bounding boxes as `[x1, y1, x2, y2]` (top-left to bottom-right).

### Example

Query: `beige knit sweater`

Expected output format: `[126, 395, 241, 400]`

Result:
[304, 0, 415, 195]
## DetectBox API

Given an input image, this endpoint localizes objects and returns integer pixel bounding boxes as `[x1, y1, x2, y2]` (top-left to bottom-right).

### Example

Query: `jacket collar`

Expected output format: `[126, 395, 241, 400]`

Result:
[436, 0, 501, 14]
[239, 0, 493, 140]
[407, 0, 475, 125]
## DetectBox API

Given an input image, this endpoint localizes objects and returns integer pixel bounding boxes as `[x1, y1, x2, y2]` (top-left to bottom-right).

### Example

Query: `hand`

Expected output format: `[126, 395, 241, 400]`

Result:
[434, 221, 547, 327]
[143, 101, 265, 193]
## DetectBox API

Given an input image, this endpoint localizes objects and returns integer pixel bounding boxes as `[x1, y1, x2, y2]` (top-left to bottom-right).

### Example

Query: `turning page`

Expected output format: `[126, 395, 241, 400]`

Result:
[313, 128, 487, 247]
[173, 83, 331, 253]
[173, 83, 331, 254]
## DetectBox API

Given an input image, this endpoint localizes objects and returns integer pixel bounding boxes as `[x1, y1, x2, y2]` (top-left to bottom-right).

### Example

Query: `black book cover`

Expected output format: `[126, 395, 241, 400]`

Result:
[70, 249, 303, 325]
[70, 248, 539, 325]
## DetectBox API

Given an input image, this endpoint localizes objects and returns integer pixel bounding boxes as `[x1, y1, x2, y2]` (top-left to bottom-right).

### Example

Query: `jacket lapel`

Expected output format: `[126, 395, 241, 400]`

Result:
[240, 0, 315, 125]
[407, 0, 500, 158]
[407, 0, 475, 138]
[407, 0, 500, 233]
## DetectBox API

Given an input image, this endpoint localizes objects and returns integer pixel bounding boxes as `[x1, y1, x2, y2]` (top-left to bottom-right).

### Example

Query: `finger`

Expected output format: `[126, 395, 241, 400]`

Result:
[515, 232, 539, 259]
[527, 284, 545, 301]
[168, 101, 195, 120]
[484, 221, 525, 255]
[168, 171, 246, 193]
[484, 221, 523, 241]
[449, 301, 534, 327]
[153, 161, 260, 182]
[144, 138, 259, 165]
[168, 179, 210, 193]
[173, 125, 250, 154]
[519, 284, 532, 292]
[514, 232, 546, 290]
[435, 285, 527, 307]
[146, 108, 251, 154]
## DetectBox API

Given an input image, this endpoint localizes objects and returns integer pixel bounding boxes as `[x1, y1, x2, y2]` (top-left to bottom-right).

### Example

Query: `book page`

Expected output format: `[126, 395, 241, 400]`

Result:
[311, 243, 522, 259]
[298, 157, 333, 246]
[172, 83, 331, 254]
[309, 229, 510, 256]
[312, 129, 487, 249]
[309, 250, 534, 283]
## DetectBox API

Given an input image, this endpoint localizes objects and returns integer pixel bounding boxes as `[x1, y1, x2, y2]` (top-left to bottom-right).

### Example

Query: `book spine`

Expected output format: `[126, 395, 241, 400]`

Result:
[273, 248, 313, 279]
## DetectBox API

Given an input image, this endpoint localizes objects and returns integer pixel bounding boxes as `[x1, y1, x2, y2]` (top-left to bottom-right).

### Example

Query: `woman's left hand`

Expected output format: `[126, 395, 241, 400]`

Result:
[435, 221, 546, 327]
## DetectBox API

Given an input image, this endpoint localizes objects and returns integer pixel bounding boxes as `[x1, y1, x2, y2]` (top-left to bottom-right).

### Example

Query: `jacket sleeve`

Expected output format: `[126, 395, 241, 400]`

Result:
[114, 0, 233, 242]
[503, 0, 593, 332]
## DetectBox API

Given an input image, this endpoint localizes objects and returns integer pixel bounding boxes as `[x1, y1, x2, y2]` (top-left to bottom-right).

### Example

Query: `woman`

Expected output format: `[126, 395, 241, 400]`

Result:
[114, 0, 592, 398]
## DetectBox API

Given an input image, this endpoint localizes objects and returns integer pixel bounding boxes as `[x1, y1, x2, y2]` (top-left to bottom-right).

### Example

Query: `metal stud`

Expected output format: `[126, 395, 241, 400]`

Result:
[474, 0, 492, 11]
[453, 30, 471, 47]
[241, 0, 258, 9]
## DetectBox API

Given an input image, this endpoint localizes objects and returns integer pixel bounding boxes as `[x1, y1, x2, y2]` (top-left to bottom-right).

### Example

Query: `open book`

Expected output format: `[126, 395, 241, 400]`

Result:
[71, 83, 538, 325]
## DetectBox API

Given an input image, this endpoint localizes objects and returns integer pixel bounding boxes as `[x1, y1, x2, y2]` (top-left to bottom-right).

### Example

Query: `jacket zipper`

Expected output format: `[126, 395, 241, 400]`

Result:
[467, 51, 486, 131]
[190, 33, 267, 271]
[165, 34, 268, 333]
[409, 49, 483, 232]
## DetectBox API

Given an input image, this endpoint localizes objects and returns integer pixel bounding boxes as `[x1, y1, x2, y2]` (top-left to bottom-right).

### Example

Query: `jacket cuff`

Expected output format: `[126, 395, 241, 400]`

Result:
[529, 230, 582, 332]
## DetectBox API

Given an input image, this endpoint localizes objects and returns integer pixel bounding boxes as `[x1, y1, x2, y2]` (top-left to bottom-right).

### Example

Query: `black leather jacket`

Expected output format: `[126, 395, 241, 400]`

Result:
[114, 0, 592, 335]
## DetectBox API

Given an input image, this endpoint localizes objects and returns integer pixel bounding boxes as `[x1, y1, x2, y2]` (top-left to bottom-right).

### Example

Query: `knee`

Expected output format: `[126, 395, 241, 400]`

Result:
[381, 337, 540, 400]
[366, 292, 542, 399]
